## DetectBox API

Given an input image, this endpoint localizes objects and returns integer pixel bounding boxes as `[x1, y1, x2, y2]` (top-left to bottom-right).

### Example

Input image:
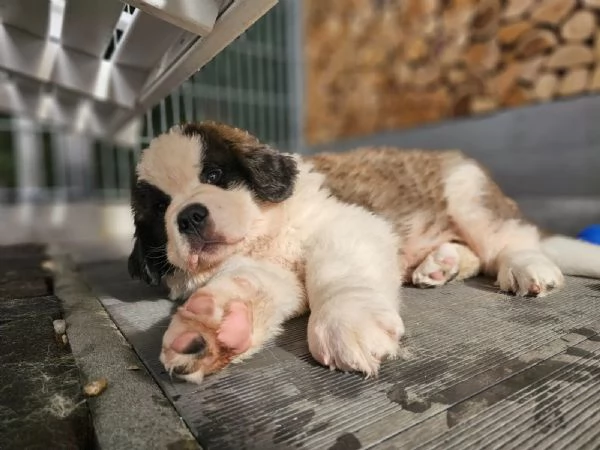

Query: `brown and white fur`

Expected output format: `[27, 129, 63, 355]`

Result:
[128, 121, 600, 384]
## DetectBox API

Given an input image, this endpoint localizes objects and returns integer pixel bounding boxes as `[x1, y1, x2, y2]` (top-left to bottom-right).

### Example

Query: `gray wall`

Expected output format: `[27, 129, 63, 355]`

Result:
[310, 95, 600, 199]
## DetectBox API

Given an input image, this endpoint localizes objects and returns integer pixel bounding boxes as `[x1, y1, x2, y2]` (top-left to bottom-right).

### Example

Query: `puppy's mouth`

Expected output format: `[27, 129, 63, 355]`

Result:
[185, 235, 244, 271]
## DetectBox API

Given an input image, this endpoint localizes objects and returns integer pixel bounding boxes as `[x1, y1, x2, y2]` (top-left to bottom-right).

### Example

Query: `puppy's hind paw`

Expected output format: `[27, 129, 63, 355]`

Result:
[496, 250, 564, 297]
[412, 243, 460, 288]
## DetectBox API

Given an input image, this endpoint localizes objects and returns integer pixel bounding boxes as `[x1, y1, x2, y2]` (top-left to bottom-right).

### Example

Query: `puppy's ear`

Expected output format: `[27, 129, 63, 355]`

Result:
[128, 238, 161, 286]
[240, 145, 298, 203]
[194, 121, 298, 202]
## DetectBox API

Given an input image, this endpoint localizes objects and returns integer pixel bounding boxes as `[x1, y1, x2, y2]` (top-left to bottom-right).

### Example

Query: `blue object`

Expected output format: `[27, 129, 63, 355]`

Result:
[577, 225, 600, 245]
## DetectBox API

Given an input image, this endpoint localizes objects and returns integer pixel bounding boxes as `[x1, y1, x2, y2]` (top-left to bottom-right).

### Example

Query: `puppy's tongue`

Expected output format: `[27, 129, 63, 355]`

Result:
[188, 254, 199, 271]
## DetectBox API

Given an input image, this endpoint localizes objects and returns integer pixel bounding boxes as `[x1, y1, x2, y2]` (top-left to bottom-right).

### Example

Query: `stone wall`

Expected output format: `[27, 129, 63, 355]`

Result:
[304, 0, 600, 146]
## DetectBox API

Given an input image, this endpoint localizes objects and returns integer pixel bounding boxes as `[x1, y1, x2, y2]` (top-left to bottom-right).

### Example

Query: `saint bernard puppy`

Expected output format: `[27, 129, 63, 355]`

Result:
[128, 121, 600, 384]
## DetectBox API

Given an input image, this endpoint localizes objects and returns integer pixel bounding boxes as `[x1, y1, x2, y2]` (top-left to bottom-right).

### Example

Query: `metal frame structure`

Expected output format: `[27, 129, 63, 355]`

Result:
[0, 0, 277, 144]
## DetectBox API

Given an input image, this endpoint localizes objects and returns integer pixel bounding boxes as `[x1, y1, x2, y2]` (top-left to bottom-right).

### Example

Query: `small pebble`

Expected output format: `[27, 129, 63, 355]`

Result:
[126, 365, 140, 371]
[84, 378, 108, 397]
[53, 319, 66, 335]
[41, 260, 55, 271]
[61, 334, 69, 345]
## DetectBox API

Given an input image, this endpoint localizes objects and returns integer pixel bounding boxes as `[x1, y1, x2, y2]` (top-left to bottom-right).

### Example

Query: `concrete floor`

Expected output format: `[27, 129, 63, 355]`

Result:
[51, 251, 201, 450]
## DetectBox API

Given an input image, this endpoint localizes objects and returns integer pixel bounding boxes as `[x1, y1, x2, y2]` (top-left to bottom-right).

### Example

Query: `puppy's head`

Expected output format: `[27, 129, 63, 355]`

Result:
[128, 122, 298, 284]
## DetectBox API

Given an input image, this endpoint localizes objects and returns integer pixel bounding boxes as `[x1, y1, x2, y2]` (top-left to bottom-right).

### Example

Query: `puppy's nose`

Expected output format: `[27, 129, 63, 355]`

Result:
[177, 204, 209, 235]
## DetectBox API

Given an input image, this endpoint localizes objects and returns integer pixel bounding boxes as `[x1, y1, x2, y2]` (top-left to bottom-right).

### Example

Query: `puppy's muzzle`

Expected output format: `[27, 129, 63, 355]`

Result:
[177, 203, 209, 236]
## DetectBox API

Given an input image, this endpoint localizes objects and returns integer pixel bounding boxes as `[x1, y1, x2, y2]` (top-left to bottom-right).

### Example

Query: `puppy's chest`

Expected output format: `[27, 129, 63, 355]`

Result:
[244, 230, 307, 285]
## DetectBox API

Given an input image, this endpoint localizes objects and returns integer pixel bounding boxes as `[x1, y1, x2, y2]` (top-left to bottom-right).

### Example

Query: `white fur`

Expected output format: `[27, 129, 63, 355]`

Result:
[496, 249, 564, 297]
[158, 159, 405, 380]
[443, 160, 541, 270]
[296, 179, 405, 376]
[542, 235, 600, 279]
[442, 159, 563, 296]
[260, 162, 405, 375]
[160, 255, 304, 378]
[442, 161, 596, 295]
[136, 132, 203, 195]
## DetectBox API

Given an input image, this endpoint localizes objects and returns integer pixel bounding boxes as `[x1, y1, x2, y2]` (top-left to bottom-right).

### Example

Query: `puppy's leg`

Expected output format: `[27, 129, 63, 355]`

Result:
[444, 159, 563, 297]
[160, 256, 304, 383]
[305, 206, 405, 376]
[411, 242, 481, 288]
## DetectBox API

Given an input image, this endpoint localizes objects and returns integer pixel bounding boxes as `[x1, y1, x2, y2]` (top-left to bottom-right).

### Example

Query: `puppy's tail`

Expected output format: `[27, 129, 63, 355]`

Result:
[542, 235, 600, 278]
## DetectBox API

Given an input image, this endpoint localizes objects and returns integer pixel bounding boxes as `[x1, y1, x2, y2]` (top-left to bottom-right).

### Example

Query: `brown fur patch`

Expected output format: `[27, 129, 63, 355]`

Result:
[308, 147, 532, 275]
[309, 148, 461, 270]
[189, 121, 262, 153]
[475, 163, 523, 221]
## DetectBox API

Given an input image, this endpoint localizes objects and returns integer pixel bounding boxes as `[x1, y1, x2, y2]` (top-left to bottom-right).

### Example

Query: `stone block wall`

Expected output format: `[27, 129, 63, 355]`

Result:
[304, 0, 600, 146]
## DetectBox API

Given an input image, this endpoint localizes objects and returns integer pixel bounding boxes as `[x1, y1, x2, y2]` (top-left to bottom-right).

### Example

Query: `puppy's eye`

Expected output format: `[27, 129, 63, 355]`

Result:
[155, 201, 167, 213]
[204, 168, 223, 185]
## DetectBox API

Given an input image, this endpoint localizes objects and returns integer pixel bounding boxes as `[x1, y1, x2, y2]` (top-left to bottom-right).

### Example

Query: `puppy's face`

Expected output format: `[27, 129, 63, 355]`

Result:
[128, 122, 298, 285]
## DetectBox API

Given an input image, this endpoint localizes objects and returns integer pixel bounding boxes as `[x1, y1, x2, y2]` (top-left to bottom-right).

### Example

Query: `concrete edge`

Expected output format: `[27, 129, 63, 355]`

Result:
[48, 246, 201, 450]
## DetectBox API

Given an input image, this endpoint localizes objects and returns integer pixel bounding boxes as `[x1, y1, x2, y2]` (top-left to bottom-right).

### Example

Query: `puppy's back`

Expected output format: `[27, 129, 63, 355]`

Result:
[306, 147, 465, 218]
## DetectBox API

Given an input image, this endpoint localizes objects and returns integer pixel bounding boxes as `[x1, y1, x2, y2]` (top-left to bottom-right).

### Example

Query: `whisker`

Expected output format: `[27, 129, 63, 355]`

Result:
[146, 247, 167, 254]
[145, 253, 168, 261]
[145, 244, 167, 252]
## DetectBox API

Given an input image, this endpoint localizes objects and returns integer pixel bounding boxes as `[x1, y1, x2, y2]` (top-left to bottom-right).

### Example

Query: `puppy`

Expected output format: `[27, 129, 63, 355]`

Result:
[128, 121, 600, 384]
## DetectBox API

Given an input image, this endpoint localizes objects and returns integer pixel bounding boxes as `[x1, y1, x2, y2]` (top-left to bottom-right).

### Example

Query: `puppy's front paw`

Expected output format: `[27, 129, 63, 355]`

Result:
[160, 286, 253, 384]
[496, 250, 564, 297]
[307, 303, 405, 376]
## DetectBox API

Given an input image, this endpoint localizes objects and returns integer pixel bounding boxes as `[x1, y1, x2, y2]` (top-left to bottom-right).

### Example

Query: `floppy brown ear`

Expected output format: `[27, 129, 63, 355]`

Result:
[239, 145, 298, 202]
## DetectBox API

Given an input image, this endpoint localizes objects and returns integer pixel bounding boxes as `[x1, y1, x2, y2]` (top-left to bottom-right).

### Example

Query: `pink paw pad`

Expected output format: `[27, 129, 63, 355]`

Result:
[428, 270, 445, 281]
[171, 331, 205, 354]
[218, 301, 252, 354]
[172, 292, 253, 358]
[184, 292, 215, 316]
